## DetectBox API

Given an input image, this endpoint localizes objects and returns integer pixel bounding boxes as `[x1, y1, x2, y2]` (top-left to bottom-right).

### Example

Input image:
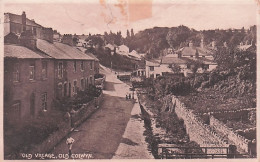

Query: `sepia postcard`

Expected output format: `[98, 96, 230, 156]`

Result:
[0, 0, 259, 161]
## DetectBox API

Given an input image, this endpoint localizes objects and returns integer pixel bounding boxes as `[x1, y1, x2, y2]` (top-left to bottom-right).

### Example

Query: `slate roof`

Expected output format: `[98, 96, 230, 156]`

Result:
[161, 54, 217, 65]
[37, 39, 94, 60]
[85, 52, 99, 61]
[181, 57, 217, 65]
[161, 57, 187, 65]
[4, 13, 42, 27]
[181, 46, 214, 56]
[76, 47, 99, 61]
[105, 44, 116, 50]
[4, 44, 51, 59]
[146, 60, 160, 66]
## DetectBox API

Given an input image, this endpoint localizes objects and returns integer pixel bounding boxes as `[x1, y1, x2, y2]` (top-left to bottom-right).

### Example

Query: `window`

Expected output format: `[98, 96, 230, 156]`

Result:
[29, 66, 35, 80]
[13, 63, 20, 82]
[30, 93, 35, 116]
[149, 66, 154, 71]
[150, 74, 154, 78]
[64, 83, 67, 97]
[81, 79, 84, 90]
[80, 61, 84, 70]
[41, 92, 47, 111]
[156, 74, 160, 78]
[58, 62, 63, 78]
[73, 61, 77, 72]
[42, 61, 47, 79]
[90, 61, 93, 70]
[90, 76, 93, 85]
[32, 27, 36, 35]
[85, 78, 88, 88]
[73, 80, 77, 94]
[57, 83, 62, 98]
[12, 101, 21, 120]
[68, 83, 71, 97]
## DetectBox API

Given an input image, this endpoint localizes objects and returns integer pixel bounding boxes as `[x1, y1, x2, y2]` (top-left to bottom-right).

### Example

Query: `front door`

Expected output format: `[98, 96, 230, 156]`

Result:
[30, 93, 35, 116]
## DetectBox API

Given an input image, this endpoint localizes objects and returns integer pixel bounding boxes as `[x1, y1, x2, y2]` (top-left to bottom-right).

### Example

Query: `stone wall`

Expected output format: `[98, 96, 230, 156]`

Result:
[210, 116, 251, 153]
[28, 119, 71, 155]
[171, 96, 229, 154]
[27, 92, 103, 155]
[72, 92, 103, 127]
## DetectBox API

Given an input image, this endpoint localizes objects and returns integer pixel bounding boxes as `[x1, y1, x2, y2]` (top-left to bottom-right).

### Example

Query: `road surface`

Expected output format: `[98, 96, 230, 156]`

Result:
[51, 66, 138, 159]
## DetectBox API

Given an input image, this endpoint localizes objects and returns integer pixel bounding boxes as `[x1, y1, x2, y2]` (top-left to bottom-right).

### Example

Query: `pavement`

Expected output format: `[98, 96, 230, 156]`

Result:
[112, 93, 153, 159]
[51, 65, 152, 159]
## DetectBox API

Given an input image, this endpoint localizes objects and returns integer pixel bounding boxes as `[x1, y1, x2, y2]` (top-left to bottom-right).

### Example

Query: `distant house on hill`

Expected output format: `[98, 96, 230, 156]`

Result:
[180, 40, 214, 60]
[117, 45, 129, 56]
[145, 60, 175, 78]
[145, 39, 217, 78]
[76, 38, 88, 47]
[105, 43, 117, 55]
[128, 50, 141, 61]
[238, 41, 256, 52]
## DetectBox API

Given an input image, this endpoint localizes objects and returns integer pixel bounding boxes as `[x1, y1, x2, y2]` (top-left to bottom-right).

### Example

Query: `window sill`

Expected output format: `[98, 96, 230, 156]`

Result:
[29, 79, 36, 82]
[13, 81, 21, 85]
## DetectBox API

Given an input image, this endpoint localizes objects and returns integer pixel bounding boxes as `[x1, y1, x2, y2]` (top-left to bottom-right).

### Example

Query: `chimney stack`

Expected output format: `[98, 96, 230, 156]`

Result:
[40, 27, 54, 43]
[61, 34, 73, 46]
[19, 30, 37, 50]
[22, 11, 26, 32]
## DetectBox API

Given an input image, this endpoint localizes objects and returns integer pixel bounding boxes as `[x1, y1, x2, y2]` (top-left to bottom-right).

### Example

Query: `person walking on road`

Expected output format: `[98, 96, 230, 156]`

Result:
[66, 136, 75, 158]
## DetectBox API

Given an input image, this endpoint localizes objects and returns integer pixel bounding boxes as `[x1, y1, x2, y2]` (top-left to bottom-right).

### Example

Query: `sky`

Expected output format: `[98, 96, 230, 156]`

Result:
[3, 0, 259, 36]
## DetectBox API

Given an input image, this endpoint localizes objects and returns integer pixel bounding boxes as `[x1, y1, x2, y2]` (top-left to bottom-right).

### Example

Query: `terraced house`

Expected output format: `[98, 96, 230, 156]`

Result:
[37, 38, 96, 99]
[4, 12, 98, 125]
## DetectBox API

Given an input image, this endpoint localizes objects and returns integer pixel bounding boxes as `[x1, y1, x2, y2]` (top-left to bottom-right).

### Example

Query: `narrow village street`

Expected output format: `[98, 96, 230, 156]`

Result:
[51, 66, 152, 159]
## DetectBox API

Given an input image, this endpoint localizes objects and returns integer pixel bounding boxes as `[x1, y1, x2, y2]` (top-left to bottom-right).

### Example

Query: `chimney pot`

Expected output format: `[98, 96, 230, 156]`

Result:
[22, 11, 26, 32]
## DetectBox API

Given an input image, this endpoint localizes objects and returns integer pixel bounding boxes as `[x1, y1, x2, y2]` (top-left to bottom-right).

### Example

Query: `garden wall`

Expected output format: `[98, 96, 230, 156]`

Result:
[72, 93, 103, 127]
[210, 116, 252, 153]
[171, 96, 229, 154]
[27, 118, 71, 155]
[27, 92, 103, 155]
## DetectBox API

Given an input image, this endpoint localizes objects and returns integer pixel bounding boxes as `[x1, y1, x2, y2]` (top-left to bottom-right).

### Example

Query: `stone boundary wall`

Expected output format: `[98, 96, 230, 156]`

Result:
[28, 119, 71, 155]
[28, 92, 103, 155]
[196, 108, 256, 116]
[210, 116, 251, 153]
[72, 92, 104, 127]
[171, 96, 229, 153]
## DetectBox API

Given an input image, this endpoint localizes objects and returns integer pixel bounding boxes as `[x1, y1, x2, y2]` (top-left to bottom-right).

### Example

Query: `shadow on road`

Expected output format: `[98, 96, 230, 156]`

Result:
[121, 137, 139, 146]
[104, 81, 122, 91]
